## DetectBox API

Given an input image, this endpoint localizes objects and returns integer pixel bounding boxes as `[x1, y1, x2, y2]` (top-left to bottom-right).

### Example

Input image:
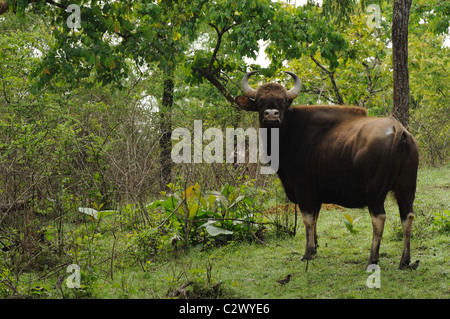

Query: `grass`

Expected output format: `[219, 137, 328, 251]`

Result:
[113, 209, 448, 299]
[1, 166, 449, 299]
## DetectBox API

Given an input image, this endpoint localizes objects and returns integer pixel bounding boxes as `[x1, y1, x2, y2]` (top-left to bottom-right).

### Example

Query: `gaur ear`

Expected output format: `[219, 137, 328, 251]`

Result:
[235, 95, 258, 112]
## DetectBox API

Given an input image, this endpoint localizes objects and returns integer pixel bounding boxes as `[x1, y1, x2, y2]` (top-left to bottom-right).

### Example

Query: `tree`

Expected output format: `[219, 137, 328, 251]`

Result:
[0, 0, 208, 190]
[1, 0, 448, 172]
[392, 0, 412, 129]
[186, 0, 289, 107]
[320, 0, 414, 126]
[287, 5, 392, 110]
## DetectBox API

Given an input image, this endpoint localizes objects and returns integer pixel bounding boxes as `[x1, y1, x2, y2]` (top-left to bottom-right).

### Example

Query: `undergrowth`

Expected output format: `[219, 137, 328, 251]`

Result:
[0, 166, 448, 299]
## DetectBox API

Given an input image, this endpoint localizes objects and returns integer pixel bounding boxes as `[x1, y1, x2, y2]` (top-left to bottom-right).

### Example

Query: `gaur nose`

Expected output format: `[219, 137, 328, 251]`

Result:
[264, 109, 279, 117]
[263, 109, 280, 122]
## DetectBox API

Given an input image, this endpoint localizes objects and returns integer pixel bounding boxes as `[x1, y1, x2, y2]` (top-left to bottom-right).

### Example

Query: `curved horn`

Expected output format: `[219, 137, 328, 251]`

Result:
[241, 71, 258, 99]
[284, 71, 301, 100]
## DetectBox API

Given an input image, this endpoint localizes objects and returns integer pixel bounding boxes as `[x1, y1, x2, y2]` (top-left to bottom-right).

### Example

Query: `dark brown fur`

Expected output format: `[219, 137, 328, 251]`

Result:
[236, 84, 419, 269]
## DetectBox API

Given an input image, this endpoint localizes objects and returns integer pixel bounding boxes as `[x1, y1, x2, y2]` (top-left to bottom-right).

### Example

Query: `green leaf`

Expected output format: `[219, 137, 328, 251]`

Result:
[188, 203, 199, 218]
[229, 195, 244, 208]
[146, 200, 165, 210]
[199, 195, 207, 209]
[228, 188, 241, 203]
[88, 53, 96, 66]
[105, 18, 114, 31]
[183, 182, 200, 200]
[173, 32, 181, 41]
[164, 196, 179, 212]
[212, 192, 228, 209]
[221, 183, 234, 196]
[97, 210, 117, 219]
[344, 214, 353, 226]
[207, 194, 216, 207]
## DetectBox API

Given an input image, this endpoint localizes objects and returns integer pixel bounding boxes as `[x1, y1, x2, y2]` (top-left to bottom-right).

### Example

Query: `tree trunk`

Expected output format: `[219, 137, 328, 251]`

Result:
[0, 1, 8, 15]
[159, 70, 174, 190]
[392, 0, 412, 129]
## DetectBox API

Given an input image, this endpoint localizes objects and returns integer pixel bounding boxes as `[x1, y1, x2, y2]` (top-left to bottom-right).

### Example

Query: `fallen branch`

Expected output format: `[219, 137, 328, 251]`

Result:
[167, 281, 194, 298]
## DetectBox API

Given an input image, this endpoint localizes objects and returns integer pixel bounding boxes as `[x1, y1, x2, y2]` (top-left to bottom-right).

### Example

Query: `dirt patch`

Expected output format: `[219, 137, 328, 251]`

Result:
[263, 203, 345, 214]
[262, 204, 295, 215]
[321, 203, 345, 211]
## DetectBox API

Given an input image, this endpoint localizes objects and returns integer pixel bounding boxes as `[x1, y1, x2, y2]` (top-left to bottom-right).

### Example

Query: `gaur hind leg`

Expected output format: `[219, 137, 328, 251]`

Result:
[313, 211, 320, 250]
[395, 184, 416, 269]
[394, 141, 418, 269]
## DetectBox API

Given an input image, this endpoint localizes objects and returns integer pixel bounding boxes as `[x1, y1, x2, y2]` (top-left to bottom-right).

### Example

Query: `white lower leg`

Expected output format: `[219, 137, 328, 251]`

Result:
[302, 214, 316, 259]
[400, 213, 414, 266]
[369, 214, 386, 264]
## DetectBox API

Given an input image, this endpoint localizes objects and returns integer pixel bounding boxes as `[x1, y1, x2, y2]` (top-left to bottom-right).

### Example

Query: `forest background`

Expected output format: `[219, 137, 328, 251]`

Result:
[0, 0, 448, 299]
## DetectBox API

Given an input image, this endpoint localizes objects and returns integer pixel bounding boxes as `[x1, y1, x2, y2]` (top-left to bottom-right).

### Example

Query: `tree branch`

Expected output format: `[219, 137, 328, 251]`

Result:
[194, 67, 238, 107]
[302, 88, 338, 104]
[207, 22, 240, 73]
[309, 54, 344, 105]
[192, 22, 243, 108]
[208, 23, 222, 73]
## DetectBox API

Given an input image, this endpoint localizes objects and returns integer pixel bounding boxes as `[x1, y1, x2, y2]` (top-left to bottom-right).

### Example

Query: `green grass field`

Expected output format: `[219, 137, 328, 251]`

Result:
[79, 166, 450, 299]
[2, 166, 448, 299]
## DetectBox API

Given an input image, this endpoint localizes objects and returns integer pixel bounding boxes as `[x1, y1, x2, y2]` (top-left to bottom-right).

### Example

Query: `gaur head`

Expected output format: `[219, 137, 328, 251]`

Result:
[235, 71, 301, 127]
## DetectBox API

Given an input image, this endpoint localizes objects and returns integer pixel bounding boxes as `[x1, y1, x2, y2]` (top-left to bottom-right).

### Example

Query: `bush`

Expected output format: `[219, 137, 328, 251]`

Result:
[148, 181, 268, 251]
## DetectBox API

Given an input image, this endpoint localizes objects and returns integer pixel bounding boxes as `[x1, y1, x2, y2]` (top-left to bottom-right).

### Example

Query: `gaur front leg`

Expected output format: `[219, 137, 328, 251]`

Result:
[300, 212, 317, 261]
